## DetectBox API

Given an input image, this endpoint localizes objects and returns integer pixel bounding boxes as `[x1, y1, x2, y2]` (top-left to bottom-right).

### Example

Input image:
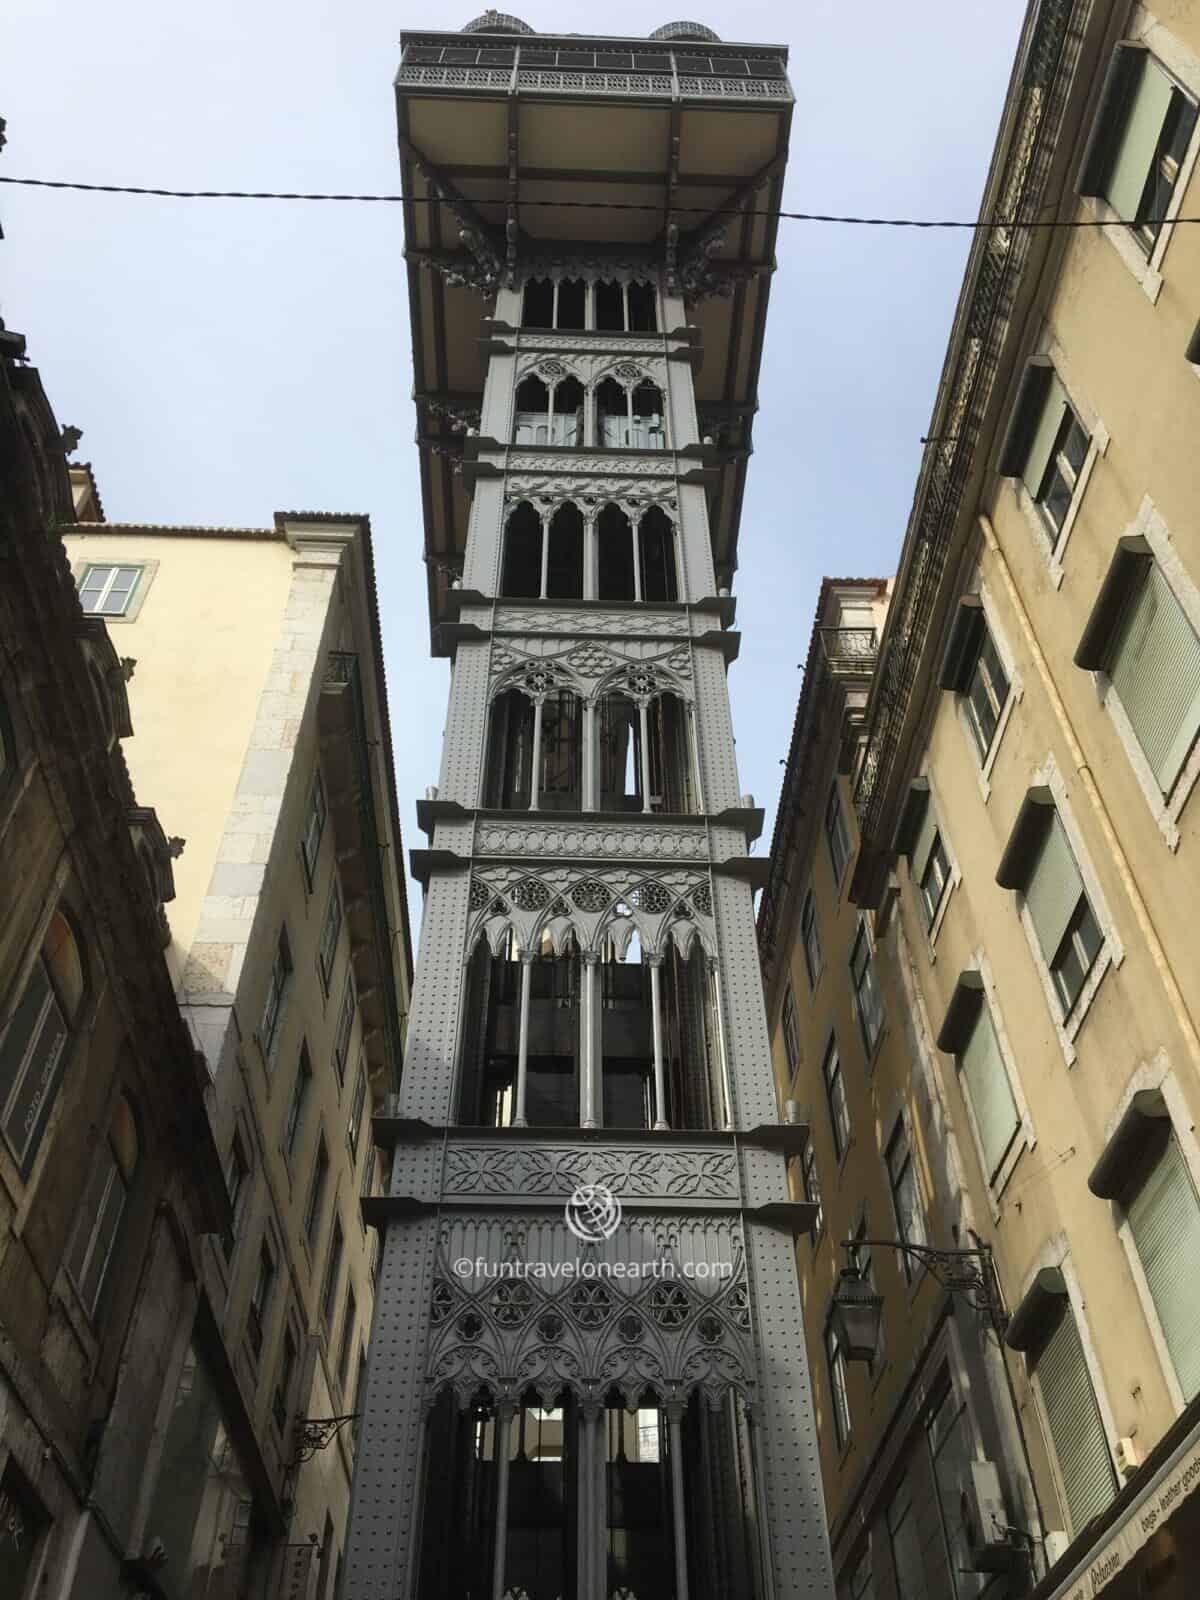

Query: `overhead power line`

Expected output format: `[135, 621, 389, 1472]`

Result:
[1, 174, 1197, 232]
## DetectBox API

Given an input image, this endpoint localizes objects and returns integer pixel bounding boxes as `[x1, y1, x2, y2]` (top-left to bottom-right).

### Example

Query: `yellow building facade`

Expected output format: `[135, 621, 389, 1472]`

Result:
[62, 485, 412, 1599]
[762, 2, 1200, 1598]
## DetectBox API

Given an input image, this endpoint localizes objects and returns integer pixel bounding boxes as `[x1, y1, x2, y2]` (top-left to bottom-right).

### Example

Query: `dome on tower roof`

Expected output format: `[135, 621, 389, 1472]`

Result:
[649, 21, 721, 42]
[462, 10, 534, 33]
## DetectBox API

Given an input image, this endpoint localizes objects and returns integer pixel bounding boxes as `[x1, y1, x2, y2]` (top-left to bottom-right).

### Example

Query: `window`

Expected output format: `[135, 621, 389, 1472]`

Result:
[1081, 48, 1198, 254]
[333, 977, 356, 1083]
[823, 1036, 850, 1160]
[301, 770, 326, 887]
[320, 1216, 344, 1333]
[825, 784, 851, 885]
[337, 1287, 357, 1387]
[940, 601, 1012, 764]
[885, 1118, 926, 1270]
[318, 885, 342, 992]
[957, 1002, 1019, 1183]
[247, 1239, 276, 1361]
[1097, 553, 1200, 795]
[801, 1139, 824, 1239]
[65, 1093, 138, 1315]
[825, 1314, 852, 1448]
[272, 1327, 298, 1432]
[0, 908, 86, 1175]
[260, 927, 292, 1061]
[1032, 1300, 1117, 1530]
[844, 1549, 875, 1600]
[918, 832, 951, 930]
[1000, 364, 1090, 539]
[304, 1137, 329, 1248]
[800, 890, 822, 987]
[222, 1135, 251, 1261]
[849, 922, 884, 1057]
[352, 1348, 368, 1441]
[347, 1063, 368, 1162]
[1126, 1131, 1200, 1401]
[852, 1224, 882, 1377]
[781, 986, 801, 1079]
[285, 1043, 312, 1158]
[1024, 813, 1102, 1016]
[77, 563, 142, 616]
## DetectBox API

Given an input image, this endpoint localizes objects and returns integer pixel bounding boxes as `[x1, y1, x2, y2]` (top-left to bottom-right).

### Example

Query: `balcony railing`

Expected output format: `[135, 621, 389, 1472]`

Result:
[818, 626, 880, 674]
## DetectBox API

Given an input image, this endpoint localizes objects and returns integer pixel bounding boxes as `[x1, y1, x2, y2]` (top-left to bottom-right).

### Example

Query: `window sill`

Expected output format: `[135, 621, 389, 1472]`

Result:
[1082, 198, 1165, 303]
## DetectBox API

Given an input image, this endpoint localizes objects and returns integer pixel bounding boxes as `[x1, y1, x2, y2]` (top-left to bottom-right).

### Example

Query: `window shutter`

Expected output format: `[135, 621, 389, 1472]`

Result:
[960, 1010, 1019, 1179]
[1110, 563, 1200, 791]
[1106, 56, 1174, 219]
[1128, 1135, 1200, 1401]
[1021, 373, 1069, 498]
[1024, 815, 1084, 962]
[1035, 1308, 1117, 1531]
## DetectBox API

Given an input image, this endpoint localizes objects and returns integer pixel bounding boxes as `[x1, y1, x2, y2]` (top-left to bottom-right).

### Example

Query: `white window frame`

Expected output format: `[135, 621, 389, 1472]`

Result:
[952, 581, 1024, 803]
[781, 983, 801, 1080]
[1013, 757, 1124, 1066]
[912, 769, 961, 952]
[1104, 1054, 1200, 1415]
[1087, 497, 1200, 849]
[800, 884, 823, 989]
[1010, 340, 1110, 587]
[822, 1032, 851, 1164]
[849, 917, 885, 1064]
[71, 557, 159, 622]
[347, 1060, 368, 1162]
[301, 769, 327, 889]
[825, 782, 851, 889]
[953, 951, 1037, 1214]
[1080, 15, 1200, 305]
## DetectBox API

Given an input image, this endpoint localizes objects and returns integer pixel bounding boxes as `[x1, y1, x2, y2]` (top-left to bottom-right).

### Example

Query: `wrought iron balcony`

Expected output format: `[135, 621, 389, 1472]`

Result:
[817, 626, 880, 677]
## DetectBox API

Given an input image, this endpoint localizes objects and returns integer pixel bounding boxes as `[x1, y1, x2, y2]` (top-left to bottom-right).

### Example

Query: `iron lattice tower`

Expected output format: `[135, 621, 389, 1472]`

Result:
[344, 14, 835, 1598]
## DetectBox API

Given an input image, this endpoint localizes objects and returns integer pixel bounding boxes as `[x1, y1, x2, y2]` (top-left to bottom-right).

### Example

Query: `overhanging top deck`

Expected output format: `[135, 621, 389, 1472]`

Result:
[396, 18, 794, 644]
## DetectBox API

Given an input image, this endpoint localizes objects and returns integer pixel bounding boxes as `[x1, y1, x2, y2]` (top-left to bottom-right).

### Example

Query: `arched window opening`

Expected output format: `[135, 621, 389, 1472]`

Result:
[630, 382, 666, 449]
[66, 1090, 140, 1315]
[522, 277, 554, 328]
[546, 503, 584, 599]
[0, 908, 87, 1175]
[601, 923, 653, 1129]
[513, 376, 551, 445]
[598, 694, 643, 811]
[595, 279, 625, 331]
[538, 690, 583, 812]
[485, 690, 535, 809]
[639, 507, 678, 602]
[627, 280, 658, 332]
[500, 503, 543, 599]
[457, 931, 581, 1128]
[557, 277, 586, 329]
[547, 377, 584, 448]
[646, 693, 692, 813]
[595, 378, 628, 449]
[597, 504, 635, 602]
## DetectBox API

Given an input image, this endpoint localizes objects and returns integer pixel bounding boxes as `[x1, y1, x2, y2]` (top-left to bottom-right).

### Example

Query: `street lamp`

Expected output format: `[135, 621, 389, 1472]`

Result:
[831, 1238, 1008, 1366]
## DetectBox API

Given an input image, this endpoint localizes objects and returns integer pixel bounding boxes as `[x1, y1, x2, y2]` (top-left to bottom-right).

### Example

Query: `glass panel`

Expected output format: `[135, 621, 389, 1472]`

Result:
[927, 1390, 984, 1598]
[1023, 374, 1068, 497]
[1035, 1307, 1117, 1530]
[1111, 562, 1200, 791]
[143, 1344, 260, 1600]
[1107, 56, 1175, 222]
[0, 960, 69, 1173]
[960, 1009, 1019, 1180]
[1024, 815, 1085, 964]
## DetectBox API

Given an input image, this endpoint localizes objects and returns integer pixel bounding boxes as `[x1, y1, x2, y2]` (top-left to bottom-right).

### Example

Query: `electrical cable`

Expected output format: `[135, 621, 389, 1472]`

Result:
[1, 174, 1197, 232]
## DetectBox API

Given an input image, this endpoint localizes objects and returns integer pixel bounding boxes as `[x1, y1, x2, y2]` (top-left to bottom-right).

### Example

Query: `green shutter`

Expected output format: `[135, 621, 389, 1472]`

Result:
[1024, 815, 1084, 962]
[1128, 1135, 1200, 1401]
[1110, 563, 1200, 791]
[1035, 1309, 1117, 1531]
[1022, 374, 1068, 497]
[1107, 57, 1174, 220]
[960, 1010, 1019, 1178]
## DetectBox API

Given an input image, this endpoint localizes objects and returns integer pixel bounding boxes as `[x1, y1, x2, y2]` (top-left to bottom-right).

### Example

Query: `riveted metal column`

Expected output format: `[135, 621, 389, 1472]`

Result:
[667, 1401, 690, 1600]
[583, 513, 598, 599]
[638, 701, 652, 813]
[529, 697, 544, 810]
[513, 951, 535, 1128]
[580, 950, 601, 1129]
[539, 516, 551, 599]
[582, 701, 597, 809]
[491, 1401, 516, 1600]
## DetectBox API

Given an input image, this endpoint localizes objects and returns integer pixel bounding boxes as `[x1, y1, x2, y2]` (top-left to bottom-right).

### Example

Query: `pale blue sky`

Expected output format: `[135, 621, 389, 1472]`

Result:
[2, 1, 1025, 944]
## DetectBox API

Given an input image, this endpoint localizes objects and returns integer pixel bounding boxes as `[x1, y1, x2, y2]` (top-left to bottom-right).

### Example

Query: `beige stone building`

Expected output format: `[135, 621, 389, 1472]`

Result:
[61, 484, 413, 1598]
[762, 2, 1200, 1598]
